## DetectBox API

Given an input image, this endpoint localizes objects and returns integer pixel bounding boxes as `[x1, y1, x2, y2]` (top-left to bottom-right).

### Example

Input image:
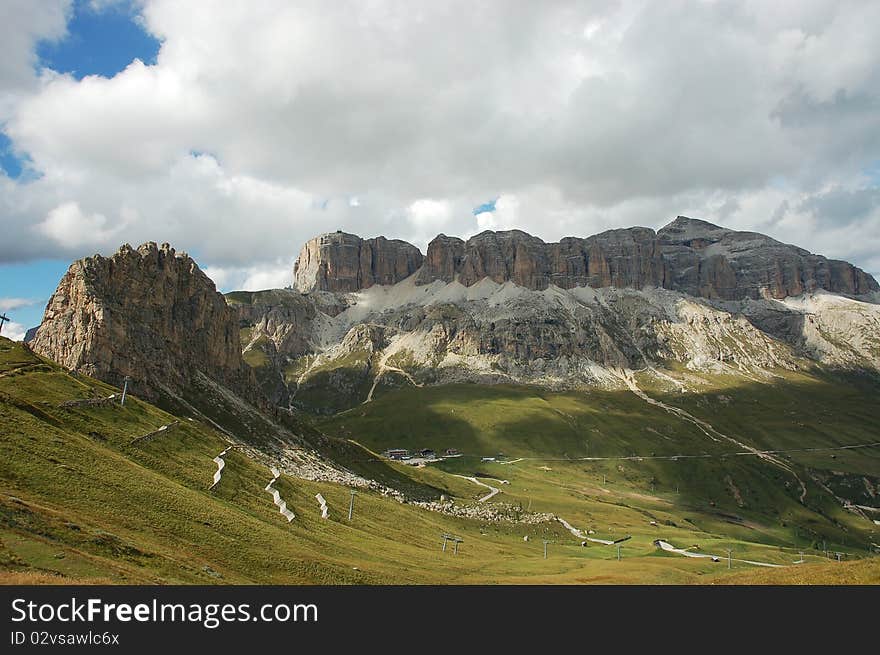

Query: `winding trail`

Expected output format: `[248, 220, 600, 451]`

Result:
[478, 476, 510, 485]
[453, 475, 501, 503]
[315, 493, 329, 519]
[556, 518, 622, 545]
[0, 362, 46, 378]
[209, 447, 231, 490]
[615, 369, 809, 503]
[265, 466, 295, 522]
[655, 539, 783, 568]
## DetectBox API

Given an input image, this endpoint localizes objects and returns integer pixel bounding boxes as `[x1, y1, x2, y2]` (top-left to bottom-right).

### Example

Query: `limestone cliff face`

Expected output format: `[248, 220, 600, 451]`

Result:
[657, 216, 878, 299]
[414, 234, 465, 284]
[293, 231, 424, 293]
[412, 218, 878, 300]
[31, 242, 254, 402]
[236, 218, 880, 412]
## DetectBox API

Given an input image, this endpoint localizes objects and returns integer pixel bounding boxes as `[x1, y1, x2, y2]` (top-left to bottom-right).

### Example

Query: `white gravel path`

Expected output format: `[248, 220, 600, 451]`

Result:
[315, 493, 329, 519]
[453, 474, 501, 502]
[209, 447, 231, 490]
[265, 466, 295, 522]
[655, 539, 783, 568]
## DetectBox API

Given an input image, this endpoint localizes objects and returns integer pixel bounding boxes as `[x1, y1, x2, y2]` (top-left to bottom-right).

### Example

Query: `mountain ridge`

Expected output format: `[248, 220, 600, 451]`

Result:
[26, 217, 880, 421]
[293, 216, 878, 301]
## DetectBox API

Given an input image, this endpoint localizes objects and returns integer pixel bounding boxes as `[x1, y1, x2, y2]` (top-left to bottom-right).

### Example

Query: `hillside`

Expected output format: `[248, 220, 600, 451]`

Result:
[3, 337, 878, 584]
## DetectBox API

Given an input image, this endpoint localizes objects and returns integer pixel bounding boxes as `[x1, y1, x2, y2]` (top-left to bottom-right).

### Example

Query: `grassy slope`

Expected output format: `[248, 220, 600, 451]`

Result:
[320, 376, 880, 567]
[3, 335, 878, 584]
[713, 557, 880, 584]
[0, 338, 539, 584]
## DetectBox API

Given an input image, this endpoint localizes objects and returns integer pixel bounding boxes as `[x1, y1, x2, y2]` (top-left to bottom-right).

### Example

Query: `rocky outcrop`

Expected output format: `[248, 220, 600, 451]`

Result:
[657, 216, 878, 299]
[415, 234, 465, 284]
[413, 218, 877, 300]
[31, 242, 254, 402]
[293, 231, 423, 293]
[22, 327, 38, 344]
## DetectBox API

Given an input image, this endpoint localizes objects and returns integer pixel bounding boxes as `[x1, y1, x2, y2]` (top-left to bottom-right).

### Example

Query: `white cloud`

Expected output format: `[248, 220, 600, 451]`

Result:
[37, 201, 122, 248]
[240, 264, 292, 291]
[0, 0, 69, 121]
[0, 297, 38, 312]
[1, 0, 879, 287]
[204, 261, 293, 292]
[1, 320, 27, 342]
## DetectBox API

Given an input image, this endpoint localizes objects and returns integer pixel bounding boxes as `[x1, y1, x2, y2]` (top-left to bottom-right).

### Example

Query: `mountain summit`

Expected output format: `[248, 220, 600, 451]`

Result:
[292, 217, 878, 301]
[30, 242, 255, 404]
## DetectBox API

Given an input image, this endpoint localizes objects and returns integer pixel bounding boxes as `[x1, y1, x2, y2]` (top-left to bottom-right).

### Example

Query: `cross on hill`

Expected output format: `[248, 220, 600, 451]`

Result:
[0, 313, 10, 335]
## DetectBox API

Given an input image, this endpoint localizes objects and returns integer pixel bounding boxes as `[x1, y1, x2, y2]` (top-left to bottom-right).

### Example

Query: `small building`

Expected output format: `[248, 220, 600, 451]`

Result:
[386, 448, 409, 460]
[418, 448, 436, 458]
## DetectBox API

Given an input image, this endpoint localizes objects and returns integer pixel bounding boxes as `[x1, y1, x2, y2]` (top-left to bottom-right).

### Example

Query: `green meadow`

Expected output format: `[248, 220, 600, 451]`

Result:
[2, 336, 878, 584]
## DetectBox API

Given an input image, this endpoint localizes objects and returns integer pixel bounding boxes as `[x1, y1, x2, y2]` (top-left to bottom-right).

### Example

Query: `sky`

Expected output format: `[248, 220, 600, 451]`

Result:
[2, 0, 880, 340]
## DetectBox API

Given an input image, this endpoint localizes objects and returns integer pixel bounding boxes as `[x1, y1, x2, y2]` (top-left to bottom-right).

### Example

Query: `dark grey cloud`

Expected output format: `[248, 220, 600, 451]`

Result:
[798, 186, 880, 228]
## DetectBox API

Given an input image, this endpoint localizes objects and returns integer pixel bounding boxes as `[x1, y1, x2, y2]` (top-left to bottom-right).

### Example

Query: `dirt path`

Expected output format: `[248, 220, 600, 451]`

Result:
[453, 474, 501, 503]
[556, 517, 617, 544]
[0, 364, 40, 378]
[477, 441, 880, 464]
[265, 466, 295, 522]
[655, 539, 783, 568]
[209, 447, 231, 490]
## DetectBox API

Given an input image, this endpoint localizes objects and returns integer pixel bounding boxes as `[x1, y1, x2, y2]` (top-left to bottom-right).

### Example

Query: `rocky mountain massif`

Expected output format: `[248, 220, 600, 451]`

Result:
[24, 215, 880, 412]
[31, 242, 254, 404]
[230, 217, 879, 412]
[294, 231, 424, 293]
[29, 218, 880, 416]
[298, 217, 877, 299]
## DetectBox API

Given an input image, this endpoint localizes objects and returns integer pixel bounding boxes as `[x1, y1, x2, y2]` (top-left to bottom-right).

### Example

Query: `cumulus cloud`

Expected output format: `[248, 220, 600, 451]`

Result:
[1, 320, 27, 342]
[204, 261, 293, 292]
[0, 297, 38, 312]
[37, 201, 121, 247]
[0, 298, 43, 340]
[0, 0, 69, 120]
[1, 0, 880, 288]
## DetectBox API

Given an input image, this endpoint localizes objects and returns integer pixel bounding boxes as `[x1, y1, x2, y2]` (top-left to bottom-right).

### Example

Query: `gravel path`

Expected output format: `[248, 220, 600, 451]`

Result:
[209, 447, 231, 490]
[453, 474, 501, 502]
[265, 466, 295, 522]
[655, 539, 783, 568]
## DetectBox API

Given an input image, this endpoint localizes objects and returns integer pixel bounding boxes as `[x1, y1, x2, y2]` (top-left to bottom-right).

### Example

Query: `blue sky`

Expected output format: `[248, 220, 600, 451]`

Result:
[473, 199, 497, 215]
[0, 260, 71, 331]
[0, 133, 26, 178]
[1, 1, 159, 181]
[37, 1, 160, 81]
